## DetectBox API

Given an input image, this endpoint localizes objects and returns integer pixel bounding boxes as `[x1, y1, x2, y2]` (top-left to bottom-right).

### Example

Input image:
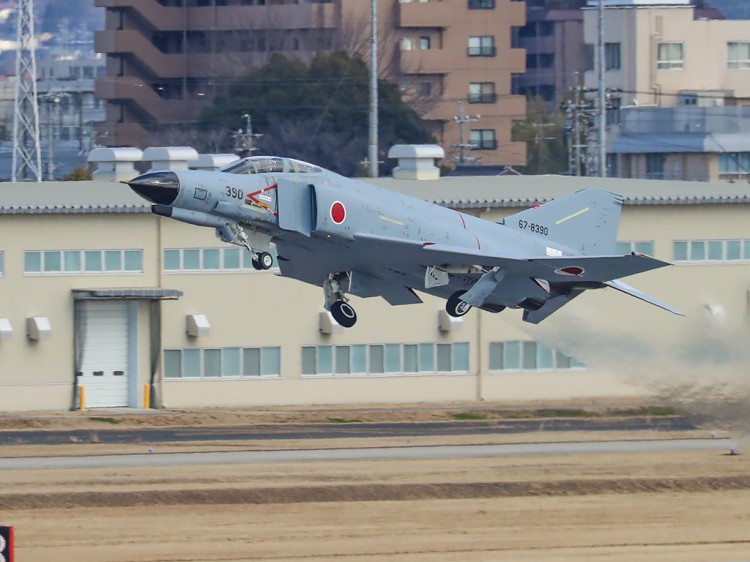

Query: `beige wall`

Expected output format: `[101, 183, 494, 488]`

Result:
[0, 214, 159, 410]
[2, 194, 750, 411]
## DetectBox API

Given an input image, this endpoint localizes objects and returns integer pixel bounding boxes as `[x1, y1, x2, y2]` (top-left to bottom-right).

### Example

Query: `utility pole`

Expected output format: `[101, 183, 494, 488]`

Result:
[367, 0, 378, 178]
[12, 0, 42, 182]
[233, 113, 261, 157]
[452, 101, 480, 166]
[596, 0, 607, 177]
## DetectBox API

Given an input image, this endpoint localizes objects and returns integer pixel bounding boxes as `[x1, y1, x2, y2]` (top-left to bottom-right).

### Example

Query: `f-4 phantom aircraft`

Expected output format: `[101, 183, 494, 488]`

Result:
[128, 155, 682, 328]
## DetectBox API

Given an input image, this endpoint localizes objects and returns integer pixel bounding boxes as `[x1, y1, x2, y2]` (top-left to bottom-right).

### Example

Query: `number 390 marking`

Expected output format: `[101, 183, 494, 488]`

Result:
[519, 219, 549, 236]
[226, 186, 244, 199]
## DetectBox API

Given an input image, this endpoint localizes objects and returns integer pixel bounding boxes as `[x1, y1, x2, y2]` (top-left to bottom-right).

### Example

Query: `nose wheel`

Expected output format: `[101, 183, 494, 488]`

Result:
[251, 251, 274, 270]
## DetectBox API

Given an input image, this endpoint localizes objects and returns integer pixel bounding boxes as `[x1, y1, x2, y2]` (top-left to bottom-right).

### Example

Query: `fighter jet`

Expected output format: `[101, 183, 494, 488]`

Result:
[128, 155, 682, 328]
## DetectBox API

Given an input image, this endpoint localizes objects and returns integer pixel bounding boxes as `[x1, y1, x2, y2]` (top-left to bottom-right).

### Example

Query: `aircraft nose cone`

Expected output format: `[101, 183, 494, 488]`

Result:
[127, 171, 180, 206]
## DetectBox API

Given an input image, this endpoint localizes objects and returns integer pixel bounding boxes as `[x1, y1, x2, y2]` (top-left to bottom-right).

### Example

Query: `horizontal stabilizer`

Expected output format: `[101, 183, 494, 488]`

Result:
[604, 279, 684, 316]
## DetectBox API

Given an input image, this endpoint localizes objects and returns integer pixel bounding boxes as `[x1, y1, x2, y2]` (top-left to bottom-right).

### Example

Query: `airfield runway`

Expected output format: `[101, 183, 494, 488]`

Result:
[1, 406, 749, 561]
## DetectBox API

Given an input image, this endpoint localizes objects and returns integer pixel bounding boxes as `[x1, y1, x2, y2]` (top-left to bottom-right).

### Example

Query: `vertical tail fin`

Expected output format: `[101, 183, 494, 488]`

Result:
[504, 188, 623, 256]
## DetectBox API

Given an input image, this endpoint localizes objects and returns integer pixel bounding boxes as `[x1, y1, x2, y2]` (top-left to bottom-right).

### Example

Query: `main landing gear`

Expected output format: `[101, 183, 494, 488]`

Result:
[446, 290, 472, 318]
[445, 290, 506, 317]
[324, 272, 357, 328]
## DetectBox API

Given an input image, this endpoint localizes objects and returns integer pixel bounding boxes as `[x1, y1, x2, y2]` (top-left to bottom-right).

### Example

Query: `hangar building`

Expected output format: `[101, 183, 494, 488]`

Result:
[0, 166, 747, 411]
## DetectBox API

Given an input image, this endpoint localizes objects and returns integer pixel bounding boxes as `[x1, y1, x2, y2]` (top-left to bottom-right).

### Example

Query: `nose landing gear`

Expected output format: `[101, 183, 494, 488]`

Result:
[324, 272, 357, 328]
[251, 251, 274, 271]
[216, 224, 274, 270]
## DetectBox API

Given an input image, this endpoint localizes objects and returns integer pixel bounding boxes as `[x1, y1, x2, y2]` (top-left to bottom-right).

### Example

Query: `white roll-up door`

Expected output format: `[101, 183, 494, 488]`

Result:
[78, 301, 130, 408]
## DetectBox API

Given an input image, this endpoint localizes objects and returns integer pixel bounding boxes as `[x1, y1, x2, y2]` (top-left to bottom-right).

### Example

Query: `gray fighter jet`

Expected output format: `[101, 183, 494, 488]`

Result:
[128, 155, 682, 328]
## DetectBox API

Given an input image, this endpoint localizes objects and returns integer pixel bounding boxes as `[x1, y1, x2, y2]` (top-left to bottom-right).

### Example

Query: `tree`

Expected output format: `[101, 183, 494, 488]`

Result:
[62, 167, 92, 181]
[199, 52, 434, 176]
[512, 97, 568, 175]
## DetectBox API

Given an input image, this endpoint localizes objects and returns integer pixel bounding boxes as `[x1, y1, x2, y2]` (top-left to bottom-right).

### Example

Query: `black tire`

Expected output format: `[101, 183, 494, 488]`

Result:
[251, 257, 263, 271]
[331, 300, 357, 328]
[259, 251, 274, 270]
[446, 291, 472, 317]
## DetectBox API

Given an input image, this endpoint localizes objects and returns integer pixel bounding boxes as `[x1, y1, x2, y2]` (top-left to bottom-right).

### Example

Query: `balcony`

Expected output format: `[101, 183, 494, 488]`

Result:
[398, 2, 454, 28]
[471, 140, 498, 150]
[468, 0, 496, 8]
[468, 46, 496, 57]
[399, 49, 452, 75]
[96, 120, 153, 148]
[95, 76, 188, 122]
[96, 0, 182, 30]
[467, 93, 497, 104]
[96, 0, 336, 32]
[96, 30, 184, 78]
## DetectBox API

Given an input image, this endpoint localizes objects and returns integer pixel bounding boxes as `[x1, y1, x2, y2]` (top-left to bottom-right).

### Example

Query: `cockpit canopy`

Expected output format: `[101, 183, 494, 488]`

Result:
[219, 156, 322, 175]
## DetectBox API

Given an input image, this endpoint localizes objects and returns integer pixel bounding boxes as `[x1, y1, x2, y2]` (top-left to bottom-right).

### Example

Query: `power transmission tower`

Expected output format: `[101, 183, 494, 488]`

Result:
[12, 0, 42, 182]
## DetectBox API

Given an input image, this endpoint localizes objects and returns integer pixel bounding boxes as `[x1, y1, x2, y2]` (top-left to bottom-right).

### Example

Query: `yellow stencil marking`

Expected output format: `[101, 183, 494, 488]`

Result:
[555, 207, 590, 225]
[379, 215, 405, 226]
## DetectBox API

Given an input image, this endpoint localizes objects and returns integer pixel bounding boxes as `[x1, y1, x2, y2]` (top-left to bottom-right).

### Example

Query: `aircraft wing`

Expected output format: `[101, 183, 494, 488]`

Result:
[354, 233, 671, 284]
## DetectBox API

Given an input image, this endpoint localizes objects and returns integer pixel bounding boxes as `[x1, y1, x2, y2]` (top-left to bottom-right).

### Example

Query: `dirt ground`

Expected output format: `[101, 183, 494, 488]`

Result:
[1, 403, 749, 561]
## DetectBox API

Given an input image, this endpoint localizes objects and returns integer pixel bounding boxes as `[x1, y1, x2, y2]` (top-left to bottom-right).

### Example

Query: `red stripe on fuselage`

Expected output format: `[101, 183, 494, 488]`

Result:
[455, 210, 481, 249]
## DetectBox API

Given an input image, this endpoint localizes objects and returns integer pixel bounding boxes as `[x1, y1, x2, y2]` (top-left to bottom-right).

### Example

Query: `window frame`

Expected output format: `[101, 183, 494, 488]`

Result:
[657, 41, 685, 71]
[468, 36, 496, 57]
[24, 249, 143, 275]
[727, 41, 750, 70]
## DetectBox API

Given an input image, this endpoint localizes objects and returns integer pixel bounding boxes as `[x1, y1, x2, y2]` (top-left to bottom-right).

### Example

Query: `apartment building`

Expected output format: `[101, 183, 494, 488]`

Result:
[94, 0, 527, 167]
[582, 0, 750, 181]
[512, 0, 587, 110]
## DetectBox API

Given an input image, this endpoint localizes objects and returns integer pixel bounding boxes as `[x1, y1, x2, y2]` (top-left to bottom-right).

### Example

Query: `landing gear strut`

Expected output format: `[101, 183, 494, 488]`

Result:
[324, 272, 357, 328]
[216, 224, 274, 270]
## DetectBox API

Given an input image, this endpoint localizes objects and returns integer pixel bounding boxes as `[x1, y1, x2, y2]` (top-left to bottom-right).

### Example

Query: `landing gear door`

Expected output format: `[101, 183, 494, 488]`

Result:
[277, 179, 315, 237]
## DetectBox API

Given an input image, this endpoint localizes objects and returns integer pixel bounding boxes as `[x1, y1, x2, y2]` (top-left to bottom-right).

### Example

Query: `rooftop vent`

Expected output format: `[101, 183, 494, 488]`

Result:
[388, 144, 444, 180]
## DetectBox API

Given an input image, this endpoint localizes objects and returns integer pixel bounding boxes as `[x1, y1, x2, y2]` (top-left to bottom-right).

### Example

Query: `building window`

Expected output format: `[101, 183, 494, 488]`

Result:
[605, 42, 621, 71]
[468, 0, 495, 8]
[468, 82, 496, 104]
[645, 153, 665, 179]
[673, 239, 750, 262]
[301, 342, 470, 376]
[164, 346, 280, 379]
[657, 42, 684, 70]
[163, 246, 278, 272]
[727, 42, 750, 70]
[719, 152, 750, 176]
[468, 36, 495, 57]
[419, 36, 431, 50]
[488, 341, 585, 371]
[526, 53, 554, 69]
[24, 249, 143, 275]
[586, 43, 620, 71]
[469, 129, 497, 150]
[616, 240, 655, 257]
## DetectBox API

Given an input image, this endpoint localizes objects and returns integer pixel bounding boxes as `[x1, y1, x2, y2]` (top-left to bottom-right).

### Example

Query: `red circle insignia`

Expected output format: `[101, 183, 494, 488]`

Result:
[331, 201, 346, 224]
